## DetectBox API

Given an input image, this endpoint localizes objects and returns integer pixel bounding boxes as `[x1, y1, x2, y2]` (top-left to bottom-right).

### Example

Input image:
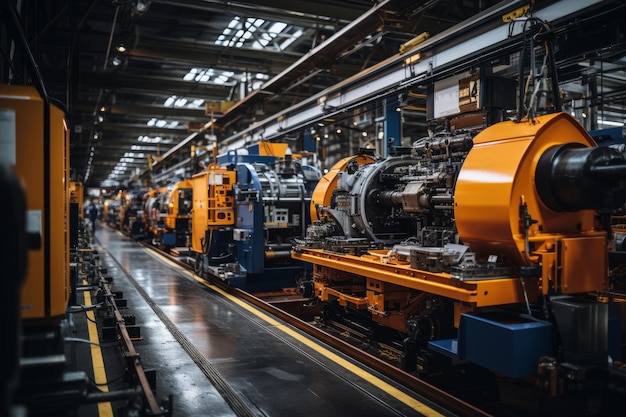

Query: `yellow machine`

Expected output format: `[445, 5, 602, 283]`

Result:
[117, 189, 130, 231]
[103, 196, 121, 228]
[191, 164, 236, 257]
[118, 188, 147, 234]
[143, 186, 169, 236]
[293, 112, 626, 402]
[164, 179, 193, 233]
[0, 84, 70, 325]
[69, 181, 84, 219]
[143, 180, 193, 247]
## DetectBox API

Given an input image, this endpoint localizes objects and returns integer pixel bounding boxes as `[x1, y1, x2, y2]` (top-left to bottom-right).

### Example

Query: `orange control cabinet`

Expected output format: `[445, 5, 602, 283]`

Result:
[0, 84, 70, 324]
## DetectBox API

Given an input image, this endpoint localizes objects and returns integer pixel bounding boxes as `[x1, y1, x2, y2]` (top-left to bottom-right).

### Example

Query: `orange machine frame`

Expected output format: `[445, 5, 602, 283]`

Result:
[1, 84, 70, 324]
[293, 113, 609, 332]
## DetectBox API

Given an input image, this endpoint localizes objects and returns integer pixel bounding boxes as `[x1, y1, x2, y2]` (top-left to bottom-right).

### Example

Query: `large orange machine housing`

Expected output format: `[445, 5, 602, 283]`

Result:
[455, 113, 607, 295]
[0, 84, 70, 324]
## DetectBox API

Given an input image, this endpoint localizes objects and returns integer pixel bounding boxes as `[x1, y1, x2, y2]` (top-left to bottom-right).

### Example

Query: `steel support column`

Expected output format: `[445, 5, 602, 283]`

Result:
[383, 96, 401, 156]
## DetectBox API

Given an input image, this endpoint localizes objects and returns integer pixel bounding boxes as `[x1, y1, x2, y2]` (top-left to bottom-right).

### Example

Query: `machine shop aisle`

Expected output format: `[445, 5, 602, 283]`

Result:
[92, 226, 453, 417]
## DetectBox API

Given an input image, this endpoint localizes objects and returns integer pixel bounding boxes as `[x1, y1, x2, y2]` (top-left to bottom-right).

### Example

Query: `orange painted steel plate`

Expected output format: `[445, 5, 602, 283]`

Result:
[294, 249, 525, 306]
[455, 112, 598, 265]
[310, 154, 375, 222]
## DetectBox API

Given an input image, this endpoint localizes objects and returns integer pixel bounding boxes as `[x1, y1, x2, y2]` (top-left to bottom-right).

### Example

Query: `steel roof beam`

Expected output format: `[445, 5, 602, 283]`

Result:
[217, 0, 608, 150]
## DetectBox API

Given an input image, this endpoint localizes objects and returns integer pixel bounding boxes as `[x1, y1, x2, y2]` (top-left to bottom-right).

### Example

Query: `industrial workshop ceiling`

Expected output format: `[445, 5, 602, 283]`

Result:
[3, 0, 626, 189]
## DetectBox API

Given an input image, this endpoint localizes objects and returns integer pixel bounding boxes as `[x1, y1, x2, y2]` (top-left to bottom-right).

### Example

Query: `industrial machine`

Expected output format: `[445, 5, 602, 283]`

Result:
[1, 84, 71, 327]
[69, 181, 84, 219]
[143, 180, 193, 248]
[293, 112, 626, 411]
[103, 197, 121, 229]
[119, 188, 148, 235]
[0, 83, 72, 414]
[143, 186, 168, 238]
[192, 143, 321, 292]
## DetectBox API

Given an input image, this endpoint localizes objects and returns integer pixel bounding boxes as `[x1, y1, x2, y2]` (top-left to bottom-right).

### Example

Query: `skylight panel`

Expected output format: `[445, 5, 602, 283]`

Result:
[184, 68, 214, 82]
[138, 135, 163, 143]
[252, 36, 271, 49]
[182, 66, 236, 86]
[183, 68, 197, 81]
[268, 22, 287, 34]
[227, 16, 240, 29]
[216, 16, 295, 50]
[280, 29, 303, 50]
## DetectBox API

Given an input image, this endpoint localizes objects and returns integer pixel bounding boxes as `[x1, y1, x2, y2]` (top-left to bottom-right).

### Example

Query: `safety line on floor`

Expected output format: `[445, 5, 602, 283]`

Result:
[83, 279, 114, 417]
[198, 275, 445, 417]
[146, 249, 445, 417]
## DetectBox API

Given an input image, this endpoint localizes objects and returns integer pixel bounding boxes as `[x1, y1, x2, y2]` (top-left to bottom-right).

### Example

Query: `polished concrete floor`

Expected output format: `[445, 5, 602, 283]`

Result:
[74, 225, 454, 417]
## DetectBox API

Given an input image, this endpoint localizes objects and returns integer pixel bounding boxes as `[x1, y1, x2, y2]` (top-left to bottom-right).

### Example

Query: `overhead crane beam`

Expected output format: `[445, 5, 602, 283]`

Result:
[214, 0, 403, 129]
[217, 0, 607, 151]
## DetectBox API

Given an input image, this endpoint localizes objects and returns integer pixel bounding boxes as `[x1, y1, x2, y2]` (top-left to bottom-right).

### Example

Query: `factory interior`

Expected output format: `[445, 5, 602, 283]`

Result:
[2, 1, 626, 416]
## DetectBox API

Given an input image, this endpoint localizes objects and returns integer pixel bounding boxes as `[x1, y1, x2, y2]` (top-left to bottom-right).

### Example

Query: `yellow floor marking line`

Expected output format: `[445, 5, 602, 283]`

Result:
[144, 247, 445, 417]
[204, 278, 445, 417]
[148, 251, 443, 417]
[83, 279, 114, 417]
